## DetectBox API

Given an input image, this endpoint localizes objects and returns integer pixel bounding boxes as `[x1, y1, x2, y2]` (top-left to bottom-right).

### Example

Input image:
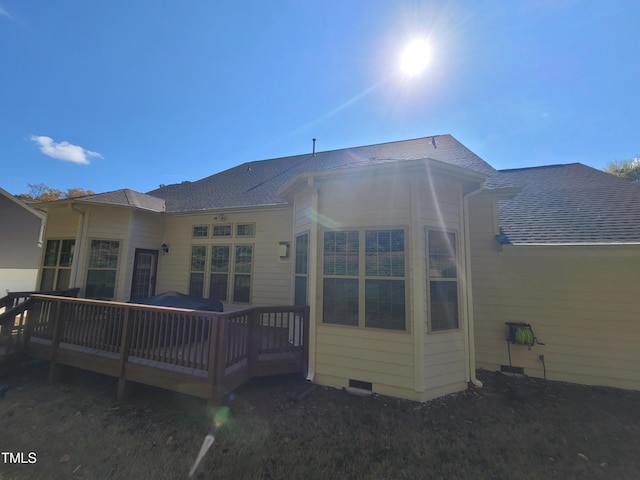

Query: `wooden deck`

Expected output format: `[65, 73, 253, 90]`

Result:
[2, 294, 309, 403]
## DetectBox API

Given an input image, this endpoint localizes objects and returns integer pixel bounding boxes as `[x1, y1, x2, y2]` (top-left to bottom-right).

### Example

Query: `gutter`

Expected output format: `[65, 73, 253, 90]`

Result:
[462, 182, 486, 388]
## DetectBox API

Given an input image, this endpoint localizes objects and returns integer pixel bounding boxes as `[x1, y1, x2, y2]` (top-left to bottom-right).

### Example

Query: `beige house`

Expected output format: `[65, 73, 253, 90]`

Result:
[31, 135, 640, 401]
[0, 187, 46, 294]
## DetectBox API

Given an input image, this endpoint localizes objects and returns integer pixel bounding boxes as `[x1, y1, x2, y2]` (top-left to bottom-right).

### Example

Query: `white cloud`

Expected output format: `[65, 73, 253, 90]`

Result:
[30, 135, 103, 165]
[0, 5, 14, 20]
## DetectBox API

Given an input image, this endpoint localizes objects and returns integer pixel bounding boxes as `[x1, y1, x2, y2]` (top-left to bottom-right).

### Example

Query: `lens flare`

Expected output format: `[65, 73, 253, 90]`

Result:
[213, 405, 231, 429]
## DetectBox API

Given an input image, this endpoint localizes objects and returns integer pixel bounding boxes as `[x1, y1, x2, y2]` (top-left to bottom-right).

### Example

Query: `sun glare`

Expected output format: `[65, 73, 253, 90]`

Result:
[400, 39, 431, 77]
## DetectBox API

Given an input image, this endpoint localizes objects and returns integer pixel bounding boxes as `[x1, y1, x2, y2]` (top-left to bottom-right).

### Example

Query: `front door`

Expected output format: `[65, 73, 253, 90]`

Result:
[130, 249, 158, 301]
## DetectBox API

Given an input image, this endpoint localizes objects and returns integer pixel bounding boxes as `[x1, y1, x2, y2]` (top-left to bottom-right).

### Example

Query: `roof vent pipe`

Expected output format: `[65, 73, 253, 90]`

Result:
[312, 138, 316, 156]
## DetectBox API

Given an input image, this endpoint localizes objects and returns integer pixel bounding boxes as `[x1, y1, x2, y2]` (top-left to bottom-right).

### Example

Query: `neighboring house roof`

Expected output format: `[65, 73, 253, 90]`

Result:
[0, 187, 47, 221]
[77, 189, 166, 212]
[34, 189, 166, 213]
[148, 134, 499, 212]
[497, 163, 640, 244]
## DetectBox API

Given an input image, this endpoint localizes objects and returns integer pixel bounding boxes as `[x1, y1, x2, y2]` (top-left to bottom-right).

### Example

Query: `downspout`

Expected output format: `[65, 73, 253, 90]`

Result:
[463, 182, 485, 388]
[70, 203, 86, 288]
[305, 176, 319, 382]
[36, 215, 46, 248]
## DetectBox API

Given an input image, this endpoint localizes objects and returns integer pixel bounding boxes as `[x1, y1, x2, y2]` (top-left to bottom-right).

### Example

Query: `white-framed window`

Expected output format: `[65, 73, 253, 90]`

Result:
[232, 245, 253, 302]
[189, 245, 207, 297]
[322, 228, 406, 331]
[294, 232, 309, 306]
[189, 243, 253, 303]
[86, 240, 120, 300]
[40, 239, 75, 291]
[192, 225, 209, 238]
[236, 223, 255, 237]
[209, 245, 230, 301]
[212, 224, 232, 237]
[427, 230, 459, 332]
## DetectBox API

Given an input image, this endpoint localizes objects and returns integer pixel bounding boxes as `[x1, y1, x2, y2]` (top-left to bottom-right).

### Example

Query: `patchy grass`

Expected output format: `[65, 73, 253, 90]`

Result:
[1, 360, 639, 479]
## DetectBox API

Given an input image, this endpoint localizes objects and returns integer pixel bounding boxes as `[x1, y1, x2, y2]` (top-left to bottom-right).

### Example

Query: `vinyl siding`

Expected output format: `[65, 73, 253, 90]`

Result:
[311, 170, 469, 401]
[0, 269, 39, 294]
[315, 325, 417, 398]
[80, 208, 133, 301]
[293, 192, 313, 235]
[419, 175, 468, 398]
[121, 211, 165, 300]
[158, 207, 293, 306]
[42, 209, 79, 238]
[38, 208, 80, 293]
[469, 195, 640, 390]
[0, 195, 43, 270]
[313, 172, 415, 397]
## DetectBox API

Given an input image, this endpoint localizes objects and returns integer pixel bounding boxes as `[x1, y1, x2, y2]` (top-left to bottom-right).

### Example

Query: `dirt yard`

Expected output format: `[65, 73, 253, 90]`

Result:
[1, 359, 639, 479]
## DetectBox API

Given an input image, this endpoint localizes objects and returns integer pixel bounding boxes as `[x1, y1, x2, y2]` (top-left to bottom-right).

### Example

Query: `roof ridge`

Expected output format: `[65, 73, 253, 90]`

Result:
[243, 134, 451, 165]
[499, 163, 581, 173]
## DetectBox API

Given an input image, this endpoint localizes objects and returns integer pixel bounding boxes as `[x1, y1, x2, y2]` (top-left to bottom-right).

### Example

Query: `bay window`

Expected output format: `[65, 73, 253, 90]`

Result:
[323, 229, 406, 331]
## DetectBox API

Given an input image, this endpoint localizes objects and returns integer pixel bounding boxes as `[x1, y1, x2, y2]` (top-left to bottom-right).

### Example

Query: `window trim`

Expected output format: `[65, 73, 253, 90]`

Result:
[235, 223, 256, 238]
[232, 243, 254, 303]
[321, 227, 409, 332]
[40, 238, 75, 291]
[426, 228, 461, 333]
[209, 244, 231, 301]
[85, 239, 121, 300]
[191, 225, 210, 238]
[212, 224, 233, 237]
[188, 244, 208, 298]
[188, 241, 254, 304]
[294, 231, 310, 306]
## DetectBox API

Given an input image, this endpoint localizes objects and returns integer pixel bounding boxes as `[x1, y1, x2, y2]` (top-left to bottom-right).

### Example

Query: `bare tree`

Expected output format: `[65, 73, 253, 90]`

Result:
[605, 158, 640, 183]
[15, 183, 95, 202]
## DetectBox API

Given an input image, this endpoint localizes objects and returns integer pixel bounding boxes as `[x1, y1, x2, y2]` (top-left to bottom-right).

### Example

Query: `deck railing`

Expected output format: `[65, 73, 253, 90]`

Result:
[22, 294, 309, 403]
[0, 289, 79, 358]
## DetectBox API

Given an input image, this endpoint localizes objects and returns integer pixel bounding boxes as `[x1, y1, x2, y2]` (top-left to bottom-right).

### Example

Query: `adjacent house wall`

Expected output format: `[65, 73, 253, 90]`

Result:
[469, 195, 640, 390]
[0, 193, 44, 293]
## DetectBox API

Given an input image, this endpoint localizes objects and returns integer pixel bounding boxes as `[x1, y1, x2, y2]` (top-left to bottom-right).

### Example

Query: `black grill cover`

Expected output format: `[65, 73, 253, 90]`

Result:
[132, 291, 223, 312]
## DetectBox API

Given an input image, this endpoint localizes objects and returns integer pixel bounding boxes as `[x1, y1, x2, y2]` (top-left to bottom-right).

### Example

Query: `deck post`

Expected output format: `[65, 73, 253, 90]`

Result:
[117, 306, 134, 401]
[23, 299, 37, 350]
[248, 308, 260, 378]
[48, 299, 64, 382]
[209, 315, 228, 403]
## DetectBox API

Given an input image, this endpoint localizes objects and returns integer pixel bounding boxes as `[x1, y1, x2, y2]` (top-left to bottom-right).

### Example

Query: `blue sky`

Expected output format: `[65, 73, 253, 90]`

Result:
[1, 1, 638, 196]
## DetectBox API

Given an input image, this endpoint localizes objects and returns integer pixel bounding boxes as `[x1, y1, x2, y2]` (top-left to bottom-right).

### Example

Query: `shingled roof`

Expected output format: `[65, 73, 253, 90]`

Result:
[71, 189, 165, 212]
[147, 134, 498, 212]
[497, 163, 640, 244]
